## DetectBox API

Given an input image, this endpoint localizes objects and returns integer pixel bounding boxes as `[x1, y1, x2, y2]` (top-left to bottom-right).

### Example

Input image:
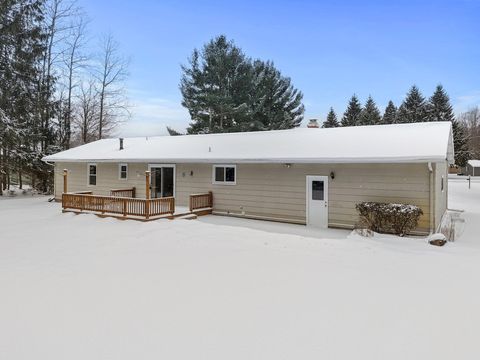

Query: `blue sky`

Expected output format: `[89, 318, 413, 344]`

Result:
[80, 0, 480, 136]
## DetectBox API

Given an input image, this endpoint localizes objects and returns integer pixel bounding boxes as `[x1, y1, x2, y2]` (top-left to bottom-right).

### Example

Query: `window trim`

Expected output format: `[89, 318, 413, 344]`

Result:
[118, 163, 128, 180]
[87, 163, 97, 186]
[212, 164, 236, 185]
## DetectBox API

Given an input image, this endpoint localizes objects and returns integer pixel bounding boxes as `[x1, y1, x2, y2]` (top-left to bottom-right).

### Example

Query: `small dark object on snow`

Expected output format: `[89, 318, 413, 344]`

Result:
[429, 239, 447, 246]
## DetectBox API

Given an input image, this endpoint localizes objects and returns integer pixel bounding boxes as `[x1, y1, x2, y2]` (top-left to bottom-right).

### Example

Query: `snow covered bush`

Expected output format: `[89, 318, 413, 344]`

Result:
[356, 202, 423, 236]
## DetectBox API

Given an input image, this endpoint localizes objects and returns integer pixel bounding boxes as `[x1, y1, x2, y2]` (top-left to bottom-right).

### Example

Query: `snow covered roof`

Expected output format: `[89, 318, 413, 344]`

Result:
[468, 160, 480, 167]
[43, 122, 454, 164]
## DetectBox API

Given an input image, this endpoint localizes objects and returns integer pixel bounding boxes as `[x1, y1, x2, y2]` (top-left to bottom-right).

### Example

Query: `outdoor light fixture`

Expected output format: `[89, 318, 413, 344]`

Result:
[330, 171, 335, 180]
[284, 163, 292, 168]
[190, 170, 194, 176]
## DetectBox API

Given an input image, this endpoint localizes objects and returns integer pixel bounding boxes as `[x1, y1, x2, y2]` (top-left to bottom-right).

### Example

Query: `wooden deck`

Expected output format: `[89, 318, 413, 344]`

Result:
[62, 191, 213, 221]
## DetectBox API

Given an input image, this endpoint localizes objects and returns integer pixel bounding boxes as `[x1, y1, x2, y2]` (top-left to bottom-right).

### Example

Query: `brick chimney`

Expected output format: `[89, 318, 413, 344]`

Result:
[307, 119, 319, 128]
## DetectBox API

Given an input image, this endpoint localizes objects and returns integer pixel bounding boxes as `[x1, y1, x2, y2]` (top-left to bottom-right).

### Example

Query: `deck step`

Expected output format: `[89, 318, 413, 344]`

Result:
[177, 214, 198, 220]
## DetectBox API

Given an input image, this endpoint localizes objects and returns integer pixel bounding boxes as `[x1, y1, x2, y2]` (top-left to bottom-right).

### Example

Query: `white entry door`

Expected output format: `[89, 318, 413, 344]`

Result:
[306, 175, 329, 227]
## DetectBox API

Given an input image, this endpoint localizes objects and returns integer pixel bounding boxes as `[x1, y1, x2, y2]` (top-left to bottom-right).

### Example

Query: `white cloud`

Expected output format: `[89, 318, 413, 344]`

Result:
[116, 95, 190, 137]
[454, 91, 480, 113]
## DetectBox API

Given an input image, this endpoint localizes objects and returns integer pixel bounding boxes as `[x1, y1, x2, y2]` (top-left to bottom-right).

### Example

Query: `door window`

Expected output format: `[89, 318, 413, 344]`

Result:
[312, 180, 324, 200]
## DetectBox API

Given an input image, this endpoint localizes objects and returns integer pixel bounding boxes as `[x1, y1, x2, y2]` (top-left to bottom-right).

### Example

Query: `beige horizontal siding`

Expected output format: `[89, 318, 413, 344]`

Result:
[56, 161, 432, 232]
[175, 163, 431, 232]
[55, 162, 148, 198]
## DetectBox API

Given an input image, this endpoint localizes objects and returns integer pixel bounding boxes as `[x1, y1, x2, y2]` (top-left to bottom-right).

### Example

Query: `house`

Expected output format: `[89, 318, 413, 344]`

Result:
[42, 121, 454, 234]
[466, 160, 480, 176]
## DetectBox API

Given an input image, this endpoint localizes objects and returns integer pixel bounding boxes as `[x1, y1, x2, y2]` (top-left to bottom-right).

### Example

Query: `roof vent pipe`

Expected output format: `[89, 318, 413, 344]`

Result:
[307, 119, 319, 128]
[119, 138, 124, 150]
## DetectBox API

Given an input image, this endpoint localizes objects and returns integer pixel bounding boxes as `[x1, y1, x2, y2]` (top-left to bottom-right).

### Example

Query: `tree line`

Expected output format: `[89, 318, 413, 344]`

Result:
[0, 0, 130, 194]
[322, 85, 472, 167]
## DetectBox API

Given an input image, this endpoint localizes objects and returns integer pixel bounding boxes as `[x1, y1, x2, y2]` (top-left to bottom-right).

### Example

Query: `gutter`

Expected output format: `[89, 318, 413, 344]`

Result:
[41, 156, 448, 164]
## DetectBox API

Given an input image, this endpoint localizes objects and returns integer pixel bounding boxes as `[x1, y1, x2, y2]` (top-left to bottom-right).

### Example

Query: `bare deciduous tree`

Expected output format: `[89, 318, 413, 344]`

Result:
[41, 0, 81, 150]
[62, 16, 88, 148]
[72, 80, 99, 146]
[95, 34, 130, 139]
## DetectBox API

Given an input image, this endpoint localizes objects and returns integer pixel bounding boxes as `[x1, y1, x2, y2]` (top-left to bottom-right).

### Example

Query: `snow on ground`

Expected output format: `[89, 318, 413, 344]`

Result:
[1, 180, 479, 359]
[0, 185, 39, 200]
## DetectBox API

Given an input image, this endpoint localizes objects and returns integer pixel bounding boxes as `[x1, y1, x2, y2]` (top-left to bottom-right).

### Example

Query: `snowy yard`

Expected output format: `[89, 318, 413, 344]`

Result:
[1, 179, 480, 359]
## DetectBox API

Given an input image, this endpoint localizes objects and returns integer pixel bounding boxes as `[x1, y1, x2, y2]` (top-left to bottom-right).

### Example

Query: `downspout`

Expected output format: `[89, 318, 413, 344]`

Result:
[428, 162, 434, 234]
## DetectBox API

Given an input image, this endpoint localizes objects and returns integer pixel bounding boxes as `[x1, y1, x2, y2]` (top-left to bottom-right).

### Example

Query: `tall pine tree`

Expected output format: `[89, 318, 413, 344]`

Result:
[180, 35, 304, 134]
[382, 100, 397, 124]
[427, 84, 470, 166]
[246, 60, 304, 131]
[322, 107, 339, 128]
[358, 96, 381, 125]
[427, 84, 454, 122]
[451, 120, 471, 167]
[0, 0, 50, 193]
[397, 85, 427, 123]
[341, 95, 362, 126]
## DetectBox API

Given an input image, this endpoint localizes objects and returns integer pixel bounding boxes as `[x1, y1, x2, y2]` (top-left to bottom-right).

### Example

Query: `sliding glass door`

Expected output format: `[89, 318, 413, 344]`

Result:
[149, 165, 175, 198]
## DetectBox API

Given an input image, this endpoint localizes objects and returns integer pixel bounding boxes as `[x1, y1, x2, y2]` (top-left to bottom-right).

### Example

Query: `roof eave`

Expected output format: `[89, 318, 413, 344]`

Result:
[41, 156, 448, 164]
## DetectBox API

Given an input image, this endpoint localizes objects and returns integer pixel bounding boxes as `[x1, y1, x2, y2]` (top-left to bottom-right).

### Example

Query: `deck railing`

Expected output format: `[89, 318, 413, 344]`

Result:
[62, 193, 174, 219]
[189, 191, 213, 211]
[110, 187, 136, 198]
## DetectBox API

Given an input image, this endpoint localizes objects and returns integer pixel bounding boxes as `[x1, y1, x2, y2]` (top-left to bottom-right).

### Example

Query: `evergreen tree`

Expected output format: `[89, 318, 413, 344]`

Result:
[382, 100, 397, 124]
[180, 35, 304, 134]
[452, 119, 471, 167]
[246, 60, 304, 131]
[322, 107, 339, 128]
[426, 85, 470, 165]
[427, 84, 455, 122]
[341, 95, 362, 126]
[397, 85, 428, 123]
[358, 96, 381, 125]
[181, 36, 250, 134]
[166, 126, 183, 136]
[0, 0, 50, 193]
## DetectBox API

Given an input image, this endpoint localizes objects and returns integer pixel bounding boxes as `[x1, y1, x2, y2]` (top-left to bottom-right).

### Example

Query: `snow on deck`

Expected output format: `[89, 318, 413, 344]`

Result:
[43, 121, 454, 164]
[1, 179, 479, 359]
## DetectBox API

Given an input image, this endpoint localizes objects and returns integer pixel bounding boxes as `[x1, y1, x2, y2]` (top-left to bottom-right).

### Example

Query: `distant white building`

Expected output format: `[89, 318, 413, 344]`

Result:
[466, 160, 480, 176]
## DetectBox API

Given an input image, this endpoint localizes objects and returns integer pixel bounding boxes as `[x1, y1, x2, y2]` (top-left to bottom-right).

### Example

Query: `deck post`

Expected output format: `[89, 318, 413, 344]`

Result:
[209, 191, 213, 208]
[145, 171, 150, 219]
[63, 169, 68, 194]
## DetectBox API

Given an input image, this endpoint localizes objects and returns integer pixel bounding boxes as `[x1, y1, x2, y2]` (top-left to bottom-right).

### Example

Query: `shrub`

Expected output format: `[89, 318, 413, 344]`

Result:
[355, 202, 423, 236]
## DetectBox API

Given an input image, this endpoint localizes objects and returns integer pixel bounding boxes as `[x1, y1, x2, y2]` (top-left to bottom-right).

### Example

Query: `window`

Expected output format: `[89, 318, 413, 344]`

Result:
[119, 163, 128, 180]
[213, 165, 236, 185]
[312, 180, 324, 200]
[88, 164, 97, 186]
[441, 175, 444, 192]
